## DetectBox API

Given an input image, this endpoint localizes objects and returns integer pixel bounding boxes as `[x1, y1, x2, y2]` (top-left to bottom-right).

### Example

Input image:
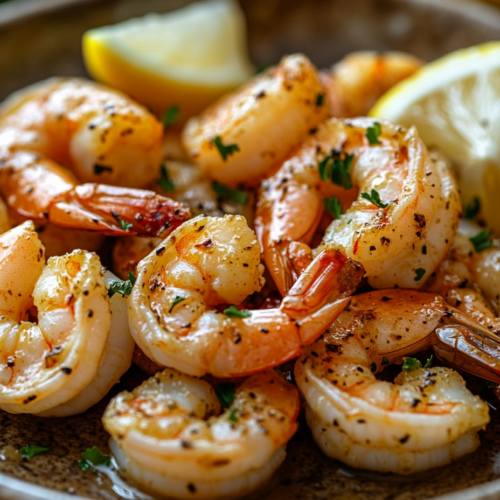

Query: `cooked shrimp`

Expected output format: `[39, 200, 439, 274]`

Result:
[323, 51, 423, 118]
[183, 54, 328, 186]
[0, 79, 190, 237]
[0, 196, 9, 235]
[40, 271, 135, 417]
[0, 222, 133, 415]
[255, 118, 460, 295]
[129, 214, 363, 377]
[0, 77, 163, 187]
[426, 220, 500, 329]
[296, 288, 500, 474]
[103, 368, 299, 500]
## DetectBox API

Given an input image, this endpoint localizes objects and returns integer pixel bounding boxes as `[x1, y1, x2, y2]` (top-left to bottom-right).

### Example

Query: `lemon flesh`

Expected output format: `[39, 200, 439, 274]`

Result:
[370, 42, 500, 235]
[83, 0, 254, 121]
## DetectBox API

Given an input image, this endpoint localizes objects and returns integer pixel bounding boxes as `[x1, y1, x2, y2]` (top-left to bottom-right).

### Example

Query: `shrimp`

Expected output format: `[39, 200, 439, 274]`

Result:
[0, 221, 134, 415]
[322, 51, 423, 118]
[0, 77, 163, 187]
[255, 117, 460, 295]
[183, 54, 329, 186]
[103, 368, 299, 500]
[0, 79, 190, 237]
[128, 214, 364, 377]
[295, 289, 500, 474]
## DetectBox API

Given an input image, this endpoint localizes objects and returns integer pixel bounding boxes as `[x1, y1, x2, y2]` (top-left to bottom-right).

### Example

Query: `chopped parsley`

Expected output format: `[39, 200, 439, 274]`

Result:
[323, 196, 342, 219]
[318, 149, 354, 189]
[223, 305, 252, 318]
[212, 181, 248, 205]
[464, 196, 481, 220]
[381, 357, 389, 366]
[162, 105, 179, 128]
[213, 135, 240, 161]
[107, 272, 136, 298]
[120, 219, 133, 232]
[93, 164, 113, 175]
[157, 164, 175, 192]
[488, 382, 499, 389]
[370, 362, 377, 373]
[365, 122, 382, 145]
[215, 382, 235, 408]
[78, 446, 111, 471]
[403, 355, 433, 372]
[169, 296, 186, 314]
[20, 445, 50, 459]
[470, 230, 493, 253]
[315, 93, 324, 106]
[228, 408, 239, 422]
[414, 268, 426, 282]
[361, 188, 388, 209]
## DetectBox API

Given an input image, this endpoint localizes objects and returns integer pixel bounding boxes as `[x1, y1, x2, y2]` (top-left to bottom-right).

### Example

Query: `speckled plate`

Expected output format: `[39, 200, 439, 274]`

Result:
[2, 0, 500, 499]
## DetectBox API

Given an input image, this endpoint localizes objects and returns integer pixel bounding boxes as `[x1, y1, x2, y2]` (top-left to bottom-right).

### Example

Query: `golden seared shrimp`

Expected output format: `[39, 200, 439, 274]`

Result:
[0, 222, 134, 415]
[296, 289, 500, 474]
[0, 79, 190, 237]
[255, 117, 460, 295]
[103, 368, 299, 500]
[183, 54, 328, 186]
[0, 196, 9, 235]
[0, 77, 163, 187]
[323, 51, 423, 118]
[129, 214, 364, 377]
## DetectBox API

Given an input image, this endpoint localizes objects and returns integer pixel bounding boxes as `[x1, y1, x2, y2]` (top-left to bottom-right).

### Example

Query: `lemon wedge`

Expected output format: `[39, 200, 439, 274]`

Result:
[82, 0, 254, 122]
[370, 42, 500, 234]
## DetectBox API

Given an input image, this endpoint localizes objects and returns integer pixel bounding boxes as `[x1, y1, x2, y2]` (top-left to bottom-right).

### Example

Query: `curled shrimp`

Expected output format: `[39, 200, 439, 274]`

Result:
[103, 368, 299, 500]
[255, 117, 460, 295]
[128, 214, 363, 377]
[322, 51, 423, 118]
[0, 78, 190, 237]
[183, 54, 328, 186]
[295, 288, 500, 474]
[0, 221, 134, 415]
[0, 77, 163, 187]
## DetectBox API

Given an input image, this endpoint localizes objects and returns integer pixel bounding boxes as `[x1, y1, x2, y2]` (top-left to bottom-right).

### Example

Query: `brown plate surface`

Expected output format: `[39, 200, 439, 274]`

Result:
[2, 0, 500, 499]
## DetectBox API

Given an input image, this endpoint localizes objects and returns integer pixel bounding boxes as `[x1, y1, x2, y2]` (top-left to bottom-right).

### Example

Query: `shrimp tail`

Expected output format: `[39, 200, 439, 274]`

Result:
[49, 184, 191, 237]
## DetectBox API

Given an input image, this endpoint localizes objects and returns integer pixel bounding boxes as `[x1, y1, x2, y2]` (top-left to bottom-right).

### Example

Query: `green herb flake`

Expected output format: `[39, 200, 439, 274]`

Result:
[128, 272, 137, 285]
[216, 382, 236, 408]
[318, 149, 354, 190]
[223, 305, 252, 318]
[464, 196, 481, 220]
[169, 296, 186, 314]
[212, 181, 248, 205]
[315, 93, 324, 106]
[79, 446, 111, 471]
[120, 219, 133, 232]
[414, 268, 426, 282]
[323, 196, 342, 219]
[20, 445, 50, 459]
[107, 272, 136, 298]
[370, 362, 377, 373]
[213, 135, 240, 161]
[470, 230, 493, 253]
[403, 357, 421, 372]
[365, 122, 382, 145]
[423, 355, 433, 369]
[162, 105, 179, 128]
[228, 408, 239, 422]
[361, 188, 388, 209]
[488, 382, 499, 388]
[381, 357, 389, 366]
[157, 164, 175, 192]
